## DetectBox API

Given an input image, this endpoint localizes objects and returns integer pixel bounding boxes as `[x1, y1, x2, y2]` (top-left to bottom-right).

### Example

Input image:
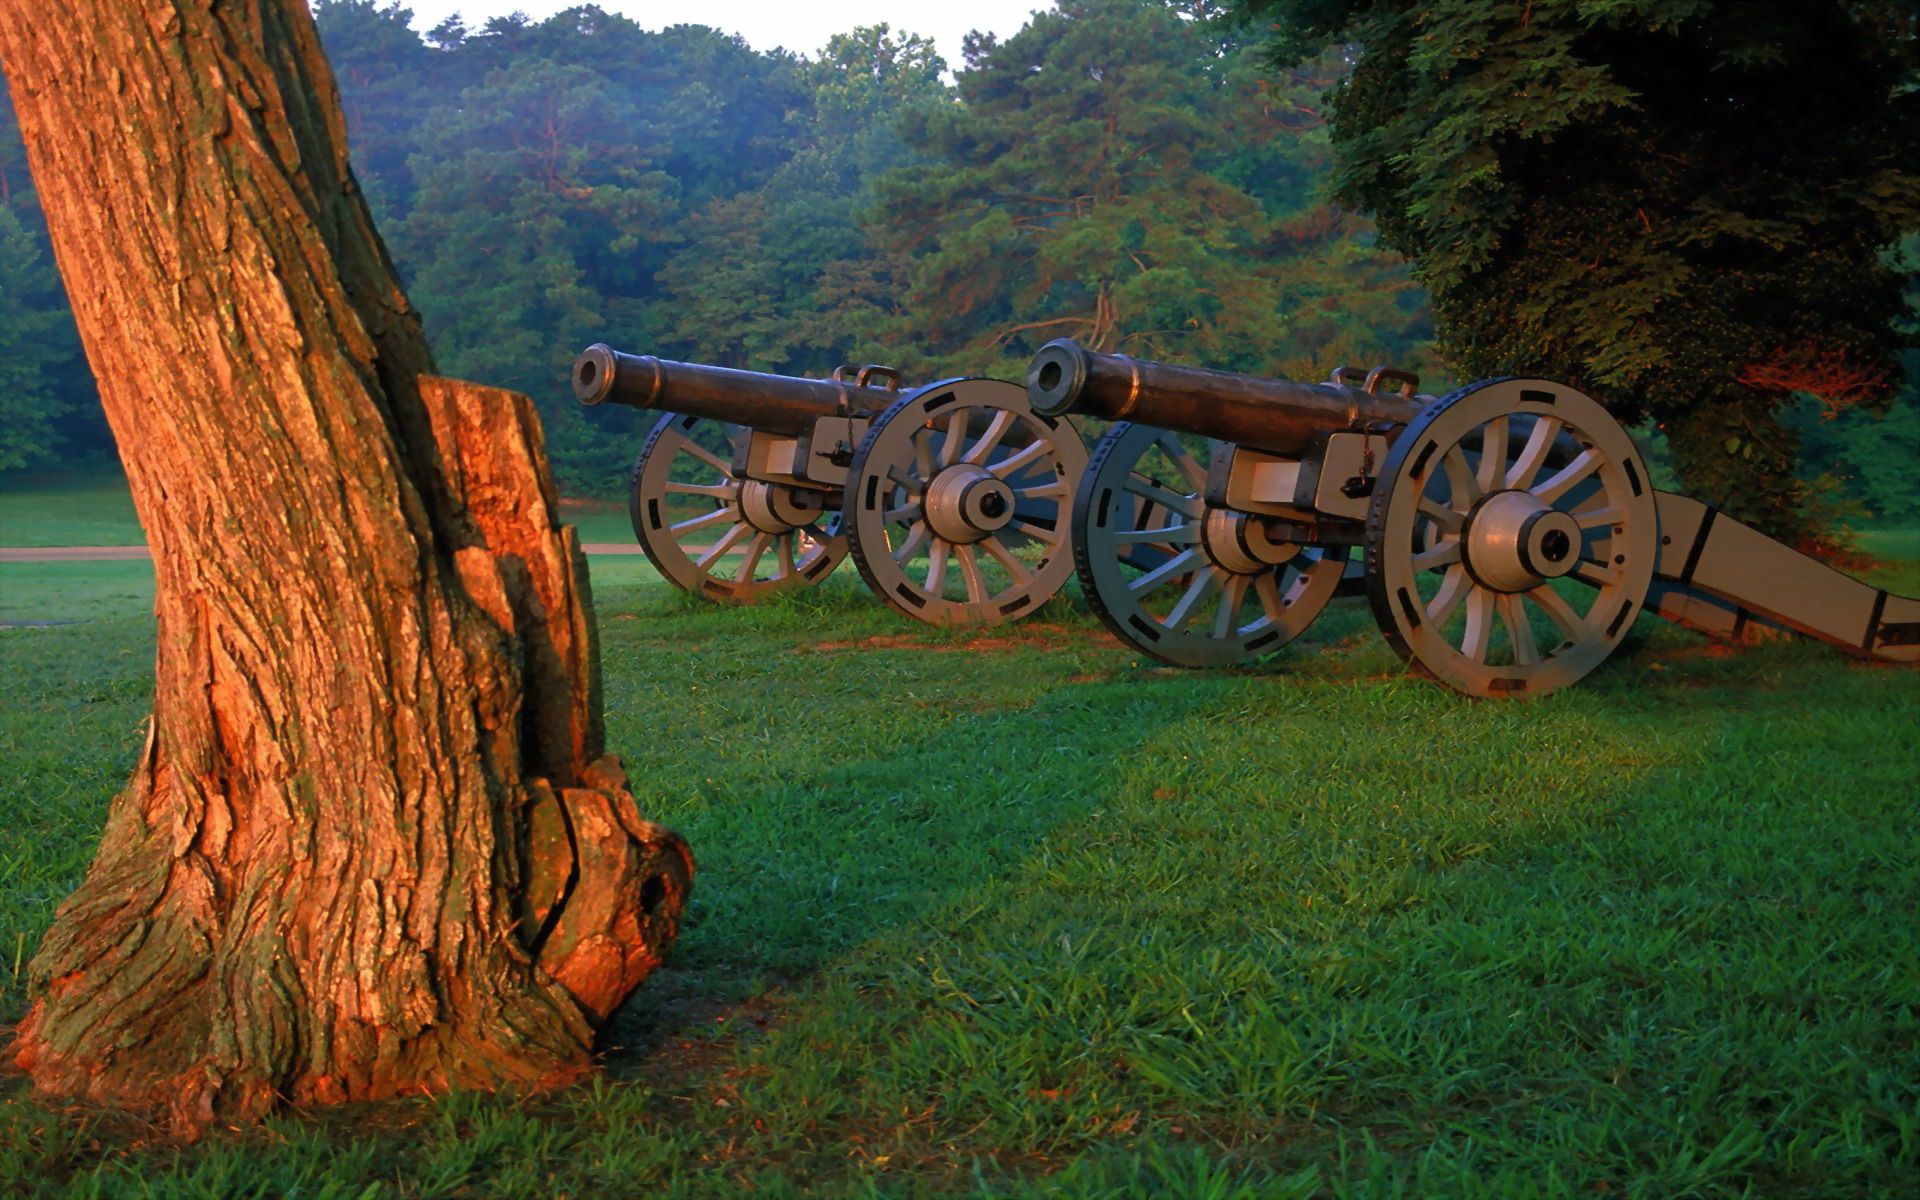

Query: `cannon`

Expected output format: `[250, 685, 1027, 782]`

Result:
[1026, 339, 1920, 697]
[573, 345, 1086, 626]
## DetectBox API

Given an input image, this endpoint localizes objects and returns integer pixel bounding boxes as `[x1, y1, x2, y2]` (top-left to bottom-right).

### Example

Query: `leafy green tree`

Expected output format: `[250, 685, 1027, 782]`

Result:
[393, 58, 680, 488]
[1231, 0, 1920, 539]
[655, 193, 798, 367]
[312, 0, 434, 216]
[1, 97, 108, 472]
[657, 25, 949, 377]
[800, 24, 947, 189]
[0, 204, 69, 471]
[313, 5, 820, 490]
[1794, 235, 1920, 526]
[860, 0, 1424, 383]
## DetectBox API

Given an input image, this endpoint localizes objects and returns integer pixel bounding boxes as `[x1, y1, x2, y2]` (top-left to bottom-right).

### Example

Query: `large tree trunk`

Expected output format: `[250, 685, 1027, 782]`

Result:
[0, 1, 690, 1131]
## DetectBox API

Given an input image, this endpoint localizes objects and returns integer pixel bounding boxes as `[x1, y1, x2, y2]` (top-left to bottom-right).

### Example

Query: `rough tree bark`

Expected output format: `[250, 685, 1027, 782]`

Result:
[0, 1, 691, 1130]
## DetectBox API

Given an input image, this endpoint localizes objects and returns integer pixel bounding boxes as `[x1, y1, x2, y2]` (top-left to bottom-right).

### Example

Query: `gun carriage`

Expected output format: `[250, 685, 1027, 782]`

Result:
[1026, 339, 1920, 697]
[573, 344, 1087, 626]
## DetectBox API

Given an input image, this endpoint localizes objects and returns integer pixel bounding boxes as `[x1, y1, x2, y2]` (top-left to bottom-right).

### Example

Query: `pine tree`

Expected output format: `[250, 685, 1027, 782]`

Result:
[860, 0, 1424, 382]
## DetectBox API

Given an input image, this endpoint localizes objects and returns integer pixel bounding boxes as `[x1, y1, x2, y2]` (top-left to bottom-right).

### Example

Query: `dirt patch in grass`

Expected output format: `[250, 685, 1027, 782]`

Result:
[1647, 641, 1746, 662]
[798, 623, 1105, 655]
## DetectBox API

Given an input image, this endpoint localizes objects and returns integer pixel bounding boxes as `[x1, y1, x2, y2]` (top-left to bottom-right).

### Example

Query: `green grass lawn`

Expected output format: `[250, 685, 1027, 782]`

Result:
[0, 473, 639, 550]
[0, 475, 145, 548]
[0, 488, 1917, 1196]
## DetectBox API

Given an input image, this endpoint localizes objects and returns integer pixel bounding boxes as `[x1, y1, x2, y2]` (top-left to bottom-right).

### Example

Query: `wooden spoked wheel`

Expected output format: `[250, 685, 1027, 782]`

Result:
[845, 378, 1086, 627]
[629, 413, 846, 602]
[1072, 422, 1347, 668]
[1364, 378, 1657, 698]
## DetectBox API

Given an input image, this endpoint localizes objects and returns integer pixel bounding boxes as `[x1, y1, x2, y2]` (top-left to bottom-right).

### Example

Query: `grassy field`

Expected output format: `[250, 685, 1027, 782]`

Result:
[1, 476, 1917, 1197]
[0, 472, 637, 550]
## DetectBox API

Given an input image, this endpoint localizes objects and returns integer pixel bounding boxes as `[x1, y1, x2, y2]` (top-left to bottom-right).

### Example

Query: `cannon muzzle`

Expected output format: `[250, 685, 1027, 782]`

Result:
[572, 342, 641, 407]
[1025, 338, 1426, 457]
[1026, 339, 1094, 418]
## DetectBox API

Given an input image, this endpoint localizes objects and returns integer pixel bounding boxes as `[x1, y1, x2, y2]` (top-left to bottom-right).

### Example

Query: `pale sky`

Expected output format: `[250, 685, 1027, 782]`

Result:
[397, 2, 1059, 69]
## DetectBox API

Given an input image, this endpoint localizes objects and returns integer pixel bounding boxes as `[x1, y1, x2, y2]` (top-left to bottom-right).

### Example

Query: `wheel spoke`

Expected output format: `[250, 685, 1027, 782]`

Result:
[1213, 574, 1249, 639]
[892, 519, 929, 564]
[956, 543, 987, 603]
[1114, 523, 1199, 545]
[1160, 435, 1208, 490]
[1443, 445, 1482, 509]
[962, 409, 1016, 465]
[735, 532, 771, 583]
[1475, 416, 1510, 494]
[1412, 540, 1462, 573]
[1254, 570, 1287, 623]
[683, 440, 732, 474]
[884, 500, 923, 525]
[1531, 448, 1602, 505]
[776, 534, 796, 579]
[915, 433, 937, 484]
[925, 539, 950, 595]
[1460, 586, 1495, 663]
[1527, 584, 1591, 641]
[1128, 547, 1203, 596]
[1575, 506, 1623, 529]
[1568, 558, 1619, 589]
[1014, 480, 1071, 503]
[986, 438, 1049, 480]
[1007, 518, 1063, 546]
[1498, 592, 1538, 666]
[664, 480, 735, 499]
[940, 408, 969, 468]
[979, 534, 1033, 584]
[1417, 496, 1465, 533]
[1505, 416, 1562, 490]
[1427, 563, 1471, 626]
[671, 507, 736, 536]
[1125, 476, 1201, 520]
[888, 466, 925, 498]
[694, 521, 751, 570]
[1164, 569, 1221, 631]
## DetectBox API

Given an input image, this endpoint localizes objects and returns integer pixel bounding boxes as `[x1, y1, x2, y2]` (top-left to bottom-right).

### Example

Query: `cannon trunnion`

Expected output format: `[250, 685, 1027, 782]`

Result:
[575, 344, 1086, 626]
[1028, 339, 1918, 698]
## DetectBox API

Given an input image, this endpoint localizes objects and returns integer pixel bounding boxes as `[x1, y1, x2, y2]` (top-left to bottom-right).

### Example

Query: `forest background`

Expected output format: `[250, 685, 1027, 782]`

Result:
[2, 0, 1914, 528]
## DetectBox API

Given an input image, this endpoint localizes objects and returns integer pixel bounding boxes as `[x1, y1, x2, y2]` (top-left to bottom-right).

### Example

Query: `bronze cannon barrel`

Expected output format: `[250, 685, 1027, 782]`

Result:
[1025, 339, 1425, 458]
[573, 343, 892, 436]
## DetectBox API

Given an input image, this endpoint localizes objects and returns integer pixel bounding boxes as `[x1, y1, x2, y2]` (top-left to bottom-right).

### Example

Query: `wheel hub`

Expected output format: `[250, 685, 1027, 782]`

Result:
[739, 481, 825, 534]
[924, 464, 1016, 544]
[1200, 508, 1301, 576]
[1462, 489, 1581, 593]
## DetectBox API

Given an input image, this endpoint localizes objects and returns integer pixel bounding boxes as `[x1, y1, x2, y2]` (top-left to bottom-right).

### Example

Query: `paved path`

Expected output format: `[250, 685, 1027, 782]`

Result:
[1, 543, 648, 562]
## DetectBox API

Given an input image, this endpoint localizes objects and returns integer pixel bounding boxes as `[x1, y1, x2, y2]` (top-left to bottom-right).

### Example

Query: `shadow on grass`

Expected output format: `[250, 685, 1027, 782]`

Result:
[4, 551, 1918, 1195]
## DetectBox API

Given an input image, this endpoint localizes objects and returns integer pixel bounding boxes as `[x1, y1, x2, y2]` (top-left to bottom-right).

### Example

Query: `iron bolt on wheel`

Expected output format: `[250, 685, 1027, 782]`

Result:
[846, 378, 1087, 627]
[629, 413, 846, 602]
[1364, 378, 1657, 697]
[1073, 422, 1346, 668]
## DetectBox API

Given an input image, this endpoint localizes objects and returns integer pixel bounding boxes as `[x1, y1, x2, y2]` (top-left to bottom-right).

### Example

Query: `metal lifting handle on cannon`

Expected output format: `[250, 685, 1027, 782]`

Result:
[1026, 338, 1920, 698]
[574, 344, 1087, 626]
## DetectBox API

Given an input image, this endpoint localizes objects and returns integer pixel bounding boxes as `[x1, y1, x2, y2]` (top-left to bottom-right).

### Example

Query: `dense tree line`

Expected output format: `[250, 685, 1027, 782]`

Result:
[1230, 0, 1920, 539]
[1, 0, 1914, 530]
[0, 0, 1425, 493]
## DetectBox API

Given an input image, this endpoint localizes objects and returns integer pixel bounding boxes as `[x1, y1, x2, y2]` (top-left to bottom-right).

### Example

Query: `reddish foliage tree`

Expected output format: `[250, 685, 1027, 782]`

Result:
[1736, 345, 1893, 417]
